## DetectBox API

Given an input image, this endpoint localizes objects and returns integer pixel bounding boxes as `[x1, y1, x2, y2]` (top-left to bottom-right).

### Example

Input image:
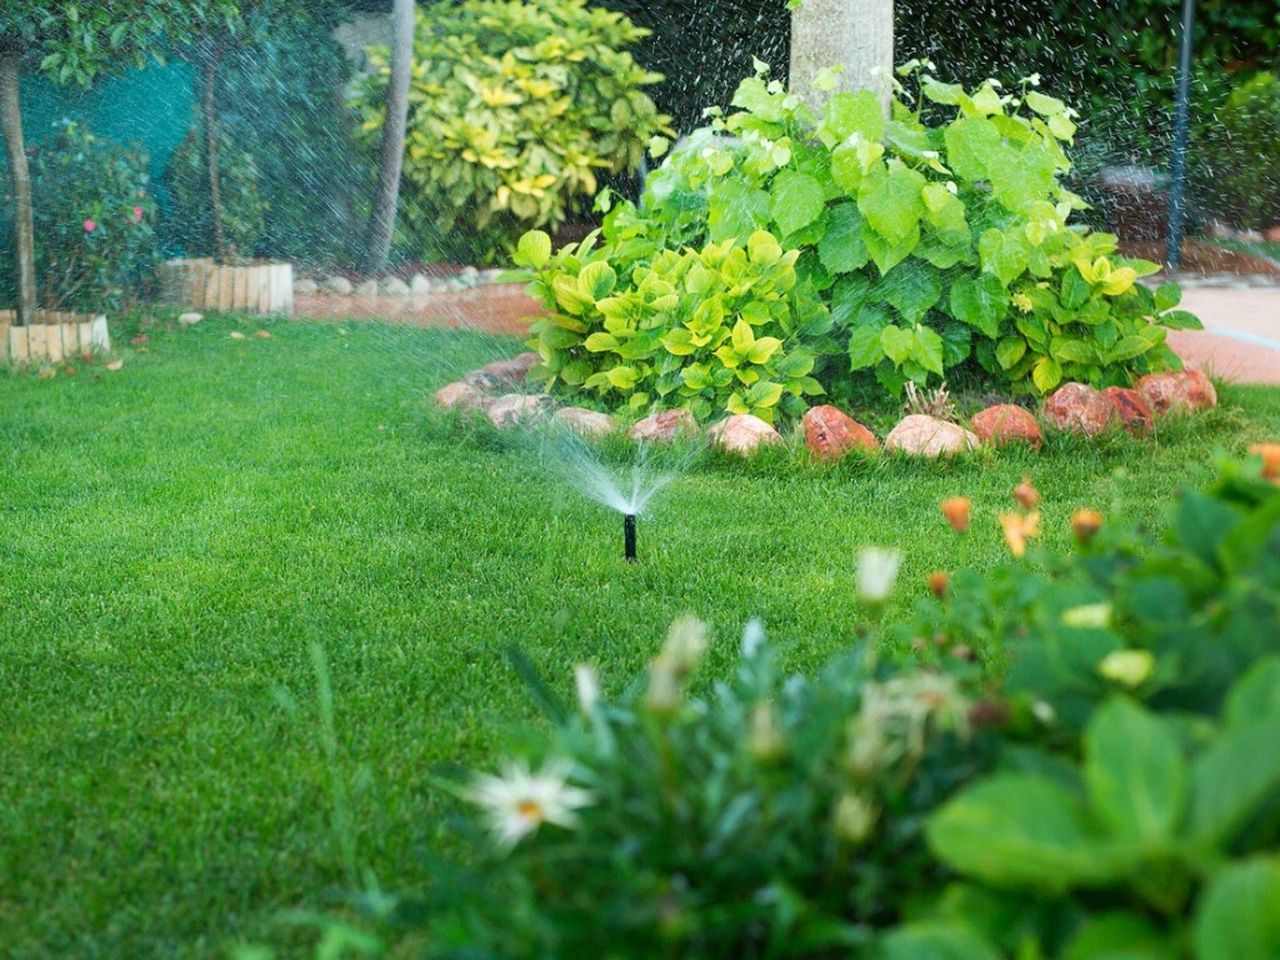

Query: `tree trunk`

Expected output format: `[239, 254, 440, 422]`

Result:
[790, 0, 894, 116]
[202, 54, 228, 264]
[362, 0, 415, 274]
[1, 50, 38, 326]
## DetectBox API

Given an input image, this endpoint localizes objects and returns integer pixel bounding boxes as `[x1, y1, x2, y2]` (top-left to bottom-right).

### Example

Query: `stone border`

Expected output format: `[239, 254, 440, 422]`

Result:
[296, 266, 506, 299]
[435, 356, 1220, 460]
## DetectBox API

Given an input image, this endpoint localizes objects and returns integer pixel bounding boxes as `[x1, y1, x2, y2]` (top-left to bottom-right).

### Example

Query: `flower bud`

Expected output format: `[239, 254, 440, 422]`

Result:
[1098, 649, 1154, 688]
[645, 657, 682, 713]
[574, 664, 600, 715]
[834, 791, 879, 845]
[940, 497, 971, 533]
[1072, 509, 1104, 544]
[928, 571, 950, 599]
[750, 702, 784, 761]
[856, 547, 902, 605]
[1014, 476, 1040, 510]
[1249, 443, 1280, 483]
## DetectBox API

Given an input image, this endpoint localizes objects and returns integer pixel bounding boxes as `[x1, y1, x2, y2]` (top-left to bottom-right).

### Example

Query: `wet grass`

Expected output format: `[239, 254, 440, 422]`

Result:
[3, 310, 1279, 958]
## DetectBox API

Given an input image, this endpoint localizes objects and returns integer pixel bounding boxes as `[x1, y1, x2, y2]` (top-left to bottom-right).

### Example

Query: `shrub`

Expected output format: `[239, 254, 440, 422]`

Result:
[28, 121, 159, 313]
[1195, 71, 1280, 231]
[165, 126, 268, 261]
[514, 64, 1199, 418]
[351, 0, 671, 264]
[317, 453, 1280, 960]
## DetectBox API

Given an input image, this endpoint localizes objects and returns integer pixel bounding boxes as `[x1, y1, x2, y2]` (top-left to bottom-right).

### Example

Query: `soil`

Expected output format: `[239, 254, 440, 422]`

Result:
[1119, 238, 1280, 278]
[292, 282, 539, 335]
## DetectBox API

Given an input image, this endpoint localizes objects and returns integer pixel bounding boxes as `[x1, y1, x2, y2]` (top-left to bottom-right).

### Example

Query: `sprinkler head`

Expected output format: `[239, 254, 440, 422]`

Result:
[623, 513, 637, 563]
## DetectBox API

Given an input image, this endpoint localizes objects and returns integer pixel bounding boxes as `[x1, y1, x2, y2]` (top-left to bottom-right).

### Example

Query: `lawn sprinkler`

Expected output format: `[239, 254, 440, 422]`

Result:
[624, 513, 637, 562]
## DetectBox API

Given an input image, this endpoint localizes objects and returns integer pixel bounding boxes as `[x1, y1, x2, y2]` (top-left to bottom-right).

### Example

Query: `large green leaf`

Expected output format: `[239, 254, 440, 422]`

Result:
[883, 261, 943, 323]
[858, 160, 926, 244]
[818, 203, 871, 274]
[927, 774, 1128, 891]
[944, 116, 1001, 181]
[820, 89, 885, 144]
[709, 180, 771, 243]
[880, 325, 916, 365]
[979, 228, 1032, 286]
[865, 227, 919, 276]
[876, 924, 1001, 960]
[1226, 658, 1280, 727]
[1083, 698, 1187, 846]
[1194, 858, 1280, 960]
[771, 171, 826, 238]
[949, 274, 1009, 339]
[1189, 718, 1280, 845]
[848, 325, 887, 369]
[913, 326, 945, 376]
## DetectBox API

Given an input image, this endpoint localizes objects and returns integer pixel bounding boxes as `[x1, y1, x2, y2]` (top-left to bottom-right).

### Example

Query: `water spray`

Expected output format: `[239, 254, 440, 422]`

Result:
[623, 513, 637, 562]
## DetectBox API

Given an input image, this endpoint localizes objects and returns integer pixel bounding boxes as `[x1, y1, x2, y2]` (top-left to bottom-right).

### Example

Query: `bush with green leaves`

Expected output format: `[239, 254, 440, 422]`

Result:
[1195, 71, 1280, 231]
[283, 452, 1280, 960]
[518, 227, 832, 421]
[515, 64, 1200, 416]
[165, 127, 268, 262]
[352, 0, 671, 264]
[28, 121, 158, 313]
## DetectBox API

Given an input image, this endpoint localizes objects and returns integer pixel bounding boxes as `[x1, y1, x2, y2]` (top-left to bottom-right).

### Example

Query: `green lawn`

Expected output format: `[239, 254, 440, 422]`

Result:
[3, 312, 1279, 959]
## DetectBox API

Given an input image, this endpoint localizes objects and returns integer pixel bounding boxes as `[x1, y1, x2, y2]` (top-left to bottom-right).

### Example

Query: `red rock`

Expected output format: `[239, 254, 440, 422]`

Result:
[481, 351, 540, 384]
[802, 404, 878, 460]
[1043, 383, 1115, 436]
[884, 415, 979, 458]
[435, 380, 487, 412]
[970, 405, 1042, 448]
[1136, 369, 1218, 416]
[485, 393, 553, 428]
[629, 409, 698, 443]
[707, 414, 783, 455]
[1101, 386, 1153, 433]
[555, 406, 616, 438]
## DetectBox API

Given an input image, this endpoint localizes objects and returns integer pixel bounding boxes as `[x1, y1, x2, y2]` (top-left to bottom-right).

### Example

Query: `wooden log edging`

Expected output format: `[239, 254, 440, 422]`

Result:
[158, 258, 294, 315]
[0, 310, 109, 365]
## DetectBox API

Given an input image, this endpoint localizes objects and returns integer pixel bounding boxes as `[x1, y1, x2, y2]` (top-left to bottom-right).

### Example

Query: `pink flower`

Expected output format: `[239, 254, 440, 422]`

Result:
[83, 219, 96, 233]
[131, 206, 143, 223]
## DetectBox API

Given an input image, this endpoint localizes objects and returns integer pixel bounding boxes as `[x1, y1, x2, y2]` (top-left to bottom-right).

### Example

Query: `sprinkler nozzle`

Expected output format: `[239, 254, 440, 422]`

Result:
[623, 513, 637, 562]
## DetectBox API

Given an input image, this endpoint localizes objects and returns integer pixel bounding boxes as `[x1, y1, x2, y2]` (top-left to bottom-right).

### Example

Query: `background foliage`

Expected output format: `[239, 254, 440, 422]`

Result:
[352, 0, 670, 265]
[29, 122, 158, 313]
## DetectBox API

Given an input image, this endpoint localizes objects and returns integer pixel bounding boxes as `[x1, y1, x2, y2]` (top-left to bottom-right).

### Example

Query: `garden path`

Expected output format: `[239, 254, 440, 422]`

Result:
[291, 283, 1280, 385]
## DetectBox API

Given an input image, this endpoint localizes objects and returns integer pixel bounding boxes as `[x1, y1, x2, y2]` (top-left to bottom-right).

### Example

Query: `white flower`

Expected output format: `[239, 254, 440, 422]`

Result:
[856, 547, 902, 604]
[741, 618, 766, 658]
[1025, 72, 1042, 87]
[468, 758, 593, 849]
[985, 78, 1003, 89]
[922, 149, 940, 160]
[662, 615, 708, 673]
[574, 664, 600, 714]
[946, 181, 958, 195]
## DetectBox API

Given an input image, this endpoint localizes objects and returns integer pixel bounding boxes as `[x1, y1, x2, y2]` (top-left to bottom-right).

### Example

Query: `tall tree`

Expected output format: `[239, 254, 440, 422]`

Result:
[0, 2, 236, 325]
[789, 0, 894, 115]
[188, 0, 343, 264]
[362, 0, 415, 274]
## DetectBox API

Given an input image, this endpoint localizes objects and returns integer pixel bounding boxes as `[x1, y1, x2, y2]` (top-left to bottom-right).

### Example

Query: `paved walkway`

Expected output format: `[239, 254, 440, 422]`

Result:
[1167, 288, 1280, 385]
[290, 282, 1280, 386]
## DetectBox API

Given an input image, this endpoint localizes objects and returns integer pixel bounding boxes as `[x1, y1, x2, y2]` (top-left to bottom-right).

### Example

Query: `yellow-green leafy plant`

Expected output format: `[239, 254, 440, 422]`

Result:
[353, 0, 671, 263]
[515, 227, 832, 421]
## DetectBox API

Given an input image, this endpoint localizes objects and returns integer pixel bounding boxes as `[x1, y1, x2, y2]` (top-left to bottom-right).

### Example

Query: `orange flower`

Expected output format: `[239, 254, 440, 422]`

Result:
[1249, 443, 1280, 483]
[928, 571, 950, 599]
[1014, 476, 1041, 510]
[999, 511, 1041, 558]
[1072, 509, 1104, 544]
[941, 497, 971, 533]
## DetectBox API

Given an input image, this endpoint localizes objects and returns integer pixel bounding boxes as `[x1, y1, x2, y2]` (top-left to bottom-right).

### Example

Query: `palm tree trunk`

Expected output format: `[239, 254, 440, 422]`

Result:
[1, 49, 38, 325]
[362, 0, 415, 274]
[202, 53, 228, 264]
